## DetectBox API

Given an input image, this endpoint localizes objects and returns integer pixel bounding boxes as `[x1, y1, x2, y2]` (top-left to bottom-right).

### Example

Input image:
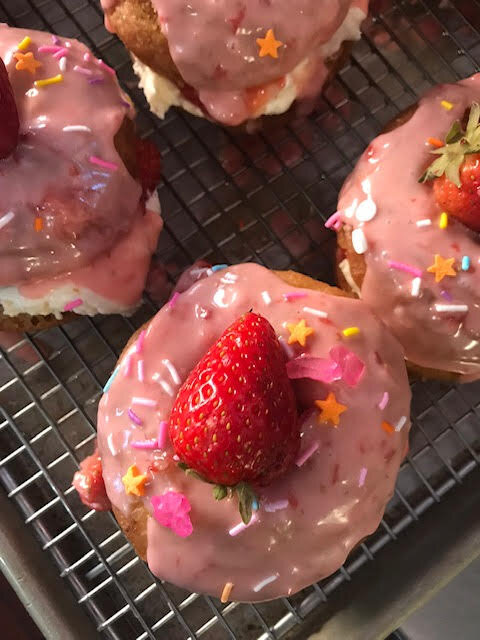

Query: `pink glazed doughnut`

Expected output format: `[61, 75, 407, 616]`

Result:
[95, 264, 411, 602]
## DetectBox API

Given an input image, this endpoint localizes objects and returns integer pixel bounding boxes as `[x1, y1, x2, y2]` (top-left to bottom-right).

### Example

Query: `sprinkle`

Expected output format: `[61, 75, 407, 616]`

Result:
[303, 306, 328, 319]
[157, 420, 168, 449]
[325, 211, 343, 231]
[252, 499, 259, 511]
[38, 45, 63, 54]
[283, 291, 308, 301]
[221, 582, 234, 603]
[17, 36, 31, 51]
[441, 100, 454, 111]
[73, 64, 93, 76]
[352, 227, 368, 254]
[59, 57, 67, 72]
[355, 199, 377, 222]
[295, 441, 319, 467]
[358, 467, 368, 487]
[127, 408, 142, 425]
[381, 421, 395, 435]
[162, 359, 181, 384]
[427, 137, 444, 148]
[229, 513, 258, 537]
[132, 396, 157, 407]
[411, 277, 422, 297]
[316, 392, 347, 427]
[97, 58, 116, 75]
[378, 392, 389, 410]
[286, 319, 314, 347]
[89, 155, 118, 171]
[0, 211, 15, 231]
[159, 380, 174, 396]
[137, 359, 145, 383]
[427, 254, 456, 282]
[51, 35, 60, 45]
[135, 330, 146, 353]
[462, 256, 471, 271]
[62, 125, 92, 133]
[342, 327, 360, 338]
[439, 212, 448, 229]
[253, 575, 278, 593]
[124, 354, 132, 377]
[130, 439, 157, 450]
[388, 260, 423, 278]
[122, 464, 147, 496]
[211, 264, 228, 272]
[264, 499, 289, 512]
[103, 367, 119, 393]
[416, 219, 432, 227]
[83, 52, 91, 62]
[434, 303, 469, 314]
[52, 48, 68, 59]
[261, 291, 272, 305]
[14, 52, 42, 74]
[278, 336, 295, 359]
[34, 74, 63, 88]
[64, 298, 83, 311]
[395, 416, 408, 432]
[32, 216, 43, 232]
[168, 291, 180, 309]
[88, 77, 105, 85]
[440, 289, 453, 301]
[256, 28, 283, 58]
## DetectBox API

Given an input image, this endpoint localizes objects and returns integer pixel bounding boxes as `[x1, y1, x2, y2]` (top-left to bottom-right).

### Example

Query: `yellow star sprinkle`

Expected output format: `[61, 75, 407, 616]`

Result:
[256, 28, 283, 59]
[427, 254, 456, 283]
[315, 392, 347, 427]
[286, 319, 314, 347]
[122, 464, 147, 497]
[14, 52, 42, 75]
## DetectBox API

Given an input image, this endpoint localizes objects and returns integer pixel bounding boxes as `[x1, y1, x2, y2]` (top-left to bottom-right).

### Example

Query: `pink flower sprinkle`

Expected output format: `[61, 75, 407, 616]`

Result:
[151, 491, 193, 537]
[137, 359, 144, 383]
[325, 211, 343, 231]
[131, 439, 157, 450]
[378, 392, 389, 411]
[89, 156, 118, 171]
[168, 291, 180, 309]
[295, 441, 319, 467]
[283, 291, 308, 301]
[135, 330, 146, 354]
[64, 298, 83, 312]
[73, 64, 93, 76]
[358, 467, 368, 487]
[127, 408, 142, 425]
[157, 420, 168, 449]
[229, 512, 258, 537]
[388, 260, 423, 278]
[97, 58, 116, 75]
[330, 345, 366, 387]
[52, 48, 68, 59]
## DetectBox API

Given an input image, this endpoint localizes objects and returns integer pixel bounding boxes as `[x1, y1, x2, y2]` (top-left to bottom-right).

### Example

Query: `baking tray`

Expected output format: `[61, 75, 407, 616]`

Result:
[0, 1, 479, 639]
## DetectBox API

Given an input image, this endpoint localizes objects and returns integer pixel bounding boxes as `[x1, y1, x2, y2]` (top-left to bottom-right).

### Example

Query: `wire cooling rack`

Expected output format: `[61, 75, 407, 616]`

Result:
[0, 1, 479, 639]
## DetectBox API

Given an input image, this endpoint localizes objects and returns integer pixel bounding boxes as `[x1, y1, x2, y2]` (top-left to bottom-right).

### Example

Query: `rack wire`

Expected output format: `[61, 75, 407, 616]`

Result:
[0, 0, 479, 638]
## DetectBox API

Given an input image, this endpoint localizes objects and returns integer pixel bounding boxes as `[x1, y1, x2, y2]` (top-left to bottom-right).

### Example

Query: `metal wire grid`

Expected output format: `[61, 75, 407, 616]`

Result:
[0, 0, 479, 638]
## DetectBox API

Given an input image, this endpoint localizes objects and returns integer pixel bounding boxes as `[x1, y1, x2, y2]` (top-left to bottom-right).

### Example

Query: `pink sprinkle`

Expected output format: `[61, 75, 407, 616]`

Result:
[283, 291, 308, 301]
[88, 77, 105, 85]
[89, 156, 118, 171]
[264, 499, 289, 512]
[135, 330, 146, 354]
[229, 512, 258, 536]
[131, 439, 157, 450]
[325, 211, 343, 231]
[123, 354, 132, 377]
[73, 64, 92, 76]
[132, 397, 157, 407]
[137, 360, 144, 383]
[83, 52, 91, 62]
[358, 467, 368, 487]
[97, 58, 116, 75]
[378, 392, 389, 410]
[168, 292, 180, 309]
[38, 45, 63, 53]
[151, 491, 193, 537]
[330, 345, 366, 387]
[52, 48, 68, 59]
[64, 298, 83, 311]
[157, 420, 168, 449]
[51, 35, 60, 45]
[295, 441, 319, 467]
[127, 408, 142, 425]
[388, 260, 423, 278]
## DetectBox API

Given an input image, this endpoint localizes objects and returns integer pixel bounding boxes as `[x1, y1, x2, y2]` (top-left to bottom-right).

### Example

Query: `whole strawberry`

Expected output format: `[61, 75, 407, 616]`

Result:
[0, 56, 19, 159]
[169, 312, 300, 522]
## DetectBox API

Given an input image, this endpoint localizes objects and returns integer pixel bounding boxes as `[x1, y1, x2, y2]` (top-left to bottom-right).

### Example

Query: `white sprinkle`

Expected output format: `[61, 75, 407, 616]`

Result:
[132, 397, 157, 407]
[59, 56, 67, 72]
[416, 219, 432, 227]
[435, 304, 469, 314]
[221, 272, 238, 284]
[137, 360, 144, 382]
[302, 306, 328, 319]
[62, 125, 92, 133]
[264, 499, 289, 512]
[162, 359, 180, 385]
[159, 380, 174, 396]
[65, 41, 71, 48]
[358, 467, 368, 487]
[411, 277, 421, 297]
[107, 433, 118, 456]
[395, 416, 408, 432]
[229, 513, 258, 537]
[355, 198, 377, 222]
[83, 52, 91, 62]
[352, 227, 368, 254]
[278, 335, 295, 359]
[261, 291, 272, 305]
[344, 197, 358, 219]
[295, 441, 319, 467]
[0, 211, 15, 230]
[253, 574, 278, 593]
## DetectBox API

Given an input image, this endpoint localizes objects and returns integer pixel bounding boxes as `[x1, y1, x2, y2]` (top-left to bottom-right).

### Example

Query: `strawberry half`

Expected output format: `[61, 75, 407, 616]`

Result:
[0, 56, 19, 159]
[72, 450, 111, 511]
[169, 312, 300, 523]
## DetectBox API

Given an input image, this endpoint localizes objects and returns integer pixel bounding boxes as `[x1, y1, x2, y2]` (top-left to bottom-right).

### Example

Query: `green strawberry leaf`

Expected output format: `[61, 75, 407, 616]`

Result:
[445, 119, 462, 144]
[236, 482, 258, 525]
[213, 484, 228, 501]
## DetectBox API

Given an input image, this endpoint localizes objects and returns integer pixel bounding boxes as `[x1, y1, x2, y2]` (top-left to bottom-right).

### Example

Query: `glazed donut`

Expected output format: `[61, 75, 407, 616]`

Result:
[101, 0, 370, 126]
[335, 74, 480, 381]
[91, 264, 410, 602]
[0, 25, 163, 329]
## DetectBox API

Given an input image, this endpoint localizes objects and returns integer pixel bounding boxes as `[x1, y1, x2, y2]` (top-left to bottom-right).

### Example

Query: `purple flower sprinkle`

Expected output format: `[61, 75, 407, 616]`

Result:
[127, 408, 142, 426]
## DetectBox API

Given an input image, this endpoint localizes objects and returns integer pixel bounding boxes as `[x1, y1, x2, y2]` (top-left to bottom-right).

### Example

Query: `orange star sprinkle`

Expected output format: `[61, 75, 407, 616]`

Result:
[286, 319, 314, 347]
[14, 51, 42, 75]
[122, 464, 147, 497]
[315, 392, 347, 427]
[256, 28, 283, 59]
[427, 254, 456, 283]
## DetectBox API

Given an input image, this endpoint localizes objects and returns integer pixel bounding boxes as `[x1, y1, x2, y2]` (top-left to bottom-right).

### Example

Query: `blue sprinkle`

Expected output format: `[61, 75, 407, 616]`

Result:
[103, 367, 119, 393]
[211, 264, 228, 273]
[252, 499, 259, 511]
[462, 256, 470, 271]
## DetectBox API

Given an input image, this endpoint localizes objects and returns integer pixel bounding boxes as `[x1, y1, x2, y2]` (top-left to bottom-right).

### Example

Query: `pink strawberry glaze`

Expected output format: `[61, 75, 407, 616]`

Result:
[101, 1, 368, 124]
[338, 74, 480, 379]
[97, 264, 411, 602]
[0, 26, 159, 301]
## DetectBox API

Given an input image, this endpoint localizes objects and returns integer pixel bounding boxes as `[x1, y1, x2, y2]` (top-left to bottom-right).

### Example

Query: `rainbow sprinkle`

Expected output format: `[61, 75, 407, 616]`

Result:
[137, 360, 145, 383]
[261, 291, 272, 305]
[63, 125, 92, 133]
[131, 439, 157, 450]
[132, 397, 157, 407]
[127, 408, 142, 426]
[411, 277, 422, 297]
[73, 64, 93, 76]
[302, 306, 328, 319]
[441, 100, 454, 111]
[378, 391, 389, 410]
[89, 156, 118, 171]
[157, 421, 168, 449]
[88, 77, 105, 85]
[168, 291, 180, 309]
[123, 354, 132, 377]
[435, 303, 469, 314]
[395, 416, 408, 432]
[59, 57, 67, 72]
[17, 36, 31, 51]
[462, 256, 470, 271]
[325, 211, 343, 231]
[342, 327, 360, 338]
[439, 212, 448, 229]
[295, 441, 319, 467]
[52, 48, 68, 59]
[34, 217, 43, 232]
[283, 291, 308, 301]
[221, 582, 234, 604]
[358, 467, 368, 487]
[0, 211, 15, 231]
[416, 219, 432, 227]
[136, 330, 146, 354]
[64, 298, 83, 311]
[264, 499, 289, 512]
[388, 260, 422, 278]
[38, 45, 63, 54]
[34, 74, 63, 88]
[229, 513, 258, 537]
[253, 575, 278, 593]
[211, 264, 228, 272]
[103, 367, 119, 393]
[97, 58, 116, 75]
